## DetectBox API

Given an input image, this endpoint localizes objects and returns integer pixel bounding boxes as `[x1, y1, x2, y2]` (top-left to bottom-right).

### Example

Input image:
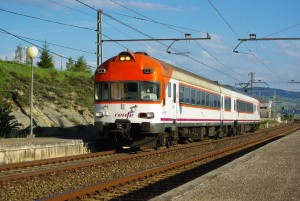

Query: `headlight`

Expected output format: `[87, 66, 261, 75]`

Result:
[120, 56, 131, 61]
[95, 112, 104, 118]
[138, 112, 154, 119]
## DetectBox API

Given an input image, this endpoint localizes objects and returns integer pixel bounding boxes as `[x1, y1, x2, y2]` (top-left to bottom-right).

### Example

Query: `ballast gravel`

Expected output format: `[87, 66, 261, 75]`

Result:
[152, 130, 300, 201]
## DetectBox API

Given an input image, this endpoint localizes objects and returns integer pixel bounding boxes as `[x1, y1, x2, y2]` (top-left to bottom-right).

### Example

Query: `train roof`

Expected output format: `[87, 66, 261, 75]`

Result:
[154, 55, 259, 102]
[158, 59, 224, 87]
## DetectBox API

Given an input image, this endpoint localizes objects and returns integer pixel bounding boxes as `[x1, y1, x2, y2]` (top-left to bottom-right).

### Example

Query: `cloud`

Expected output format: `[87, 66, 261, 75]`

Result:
[126, 1, 180, 11]
[277, 41, 300, 59]
[201, 34, 228, 52]
[200, 50, 210, 59]
[5, 0, 181, 14]
[73, 0, 181, 11]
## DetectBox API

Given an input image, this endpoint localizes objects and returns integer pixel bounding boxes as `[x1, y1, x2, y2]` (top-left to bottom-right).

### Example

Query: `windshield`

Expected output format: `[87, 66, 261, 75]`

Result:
[95, 81, 160, 101]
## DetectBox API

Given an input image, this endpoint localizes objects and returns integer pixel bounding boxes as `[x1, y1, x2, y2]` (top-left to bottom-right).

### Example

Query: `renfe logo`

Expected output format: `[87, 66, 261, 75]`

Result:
[115, 113, 134, 119]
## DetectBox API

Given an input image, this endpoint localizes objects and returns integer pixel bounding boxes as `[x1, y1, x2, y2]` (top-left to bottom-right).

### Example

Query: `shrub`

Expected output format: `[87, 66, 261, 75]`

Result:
[0, 102, 22, 138]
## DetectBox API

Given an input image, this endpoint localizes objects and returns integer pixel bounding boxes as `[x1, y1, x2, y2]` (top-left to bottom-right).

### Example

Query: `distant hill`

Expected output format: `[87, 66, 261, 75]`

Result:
[252, 87, 300, 99]
[236, 87, 300, 114]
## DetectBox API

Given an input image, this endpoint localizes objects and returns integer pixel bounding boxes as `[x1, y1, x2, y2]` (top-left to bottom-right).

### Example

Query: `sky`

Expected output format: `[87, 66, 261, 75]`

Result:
[1, 0, 300, 92]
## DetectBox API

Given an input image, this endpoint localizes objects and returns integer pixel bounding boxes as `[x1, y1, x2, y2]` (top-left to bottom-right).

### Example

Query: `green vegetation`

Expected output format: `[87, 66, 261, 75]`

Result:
[37, 41, 55, 69]
[0, 101, 22, 138]
[0, 60, 94, 113]
[14, 44, 23, 63]
[259, 119, 278, 129]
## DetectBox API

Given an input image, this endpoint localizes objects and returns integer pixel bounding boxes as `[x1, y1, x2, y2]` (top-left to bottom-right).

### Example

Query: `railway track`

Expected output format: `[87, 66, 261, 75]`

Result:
[0, 124, 282, 182]
[0, 123, 298, 200]
[42, 123, 300, 201]
[0, 150, 121, 181]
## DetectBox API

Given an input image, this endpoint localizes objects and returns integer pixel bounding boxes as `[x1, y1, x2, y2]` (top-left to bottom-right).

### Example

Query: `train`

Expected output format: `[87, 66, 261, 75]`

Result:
[94, 51, 260, 149]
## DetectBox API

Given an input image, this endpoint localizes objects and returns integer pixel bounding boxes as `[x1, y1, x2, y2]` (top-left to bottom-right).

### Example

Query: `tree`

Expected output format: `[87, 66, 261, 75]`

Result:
[0, 102, 22, 138]
[25, 54, 31, 65]
[66, 57, 75, 71]
[74, 56, 91, 72]
[14, 44, 23, 63]
[37, 41, 55, 69]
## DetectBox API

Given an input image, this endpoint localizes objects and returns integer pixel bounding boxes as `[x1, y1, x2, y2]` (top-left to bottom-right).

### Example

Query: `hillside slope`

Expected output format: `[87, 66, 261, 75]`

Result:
[0, 61, 95, 137]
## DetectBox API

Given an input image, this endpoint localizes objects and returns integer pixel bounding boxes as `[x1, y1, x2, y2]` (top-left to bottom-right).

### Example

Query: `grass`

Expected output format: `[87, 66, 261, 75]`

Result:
[259, 119, 278, 129]
[0, 60, 94, 113]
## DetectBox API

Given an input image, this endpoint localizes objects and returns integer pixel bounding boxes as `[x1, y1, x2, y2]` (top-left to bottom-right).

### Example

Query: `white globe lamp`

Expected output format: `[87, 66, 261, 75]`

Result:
[26, 46, 39, 59]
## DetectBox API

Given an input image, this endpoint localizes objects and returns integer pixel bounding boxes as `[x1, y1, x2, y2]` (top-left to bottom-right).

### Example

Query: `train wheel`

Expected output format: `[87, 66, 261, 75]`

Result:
[155, 133, 168, 149]
[166, 137, 171, 148]
[199, 132, 204, 141]
[215, 129, 223, 140]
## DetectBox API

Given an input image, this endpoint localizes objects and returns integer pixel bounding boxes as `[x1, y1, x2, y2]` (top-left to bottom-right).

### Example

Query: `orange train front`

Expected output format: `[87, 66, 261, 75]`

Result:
[94, 51, 260, 149]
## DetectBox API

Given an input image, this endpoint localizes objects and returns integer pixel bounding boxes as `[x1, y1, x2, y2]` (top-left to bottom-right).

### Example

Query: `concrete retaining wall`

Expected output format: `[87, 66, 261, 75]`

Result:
[0, 138, 96, 164]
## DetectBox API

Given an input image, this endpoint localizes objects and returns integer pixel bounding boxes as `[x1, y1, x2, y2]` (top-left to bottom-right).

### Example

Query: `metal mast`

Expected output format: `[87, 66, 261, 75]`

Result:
[97, 10, 103, 67]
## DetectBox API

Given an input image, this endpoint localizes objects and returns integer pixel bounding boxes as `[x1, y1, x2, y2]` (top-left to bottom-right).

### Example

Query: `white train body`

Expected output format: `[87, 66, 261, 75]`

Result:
[94, 52, 260, 148]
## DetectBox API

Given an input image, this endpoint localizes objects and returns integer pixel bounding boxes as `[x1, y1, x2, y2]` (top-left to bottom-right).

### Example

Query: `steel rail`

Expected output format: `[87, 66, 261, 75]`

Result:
[41, 125, 300, 201]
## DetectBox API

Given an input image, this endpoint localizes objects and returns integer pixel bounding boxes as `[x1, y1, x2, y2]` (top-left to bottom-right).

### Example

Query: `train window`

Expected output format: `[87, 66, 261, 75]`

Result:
[111, 82, 138, 100]
[184, 87, 190, 104]
[236, 100, 254, 113]
[234, 100, 236, 111]
[209, 94, 213, 107]
[168, 82, 171, 98]
[179, 85, 184, 103]
[213, 95, 217, 108]
[191, 89, 196, 105]
[173, 84, 176, 103]
[225, 97, 231, 110]
[217, 95, 221, 108]
[201, 91, 205, 106]
[205, 93, 209, 107]
[140, 82, 160, 101]
[196, 91, 200, 105]
[95, 82, 109, 101]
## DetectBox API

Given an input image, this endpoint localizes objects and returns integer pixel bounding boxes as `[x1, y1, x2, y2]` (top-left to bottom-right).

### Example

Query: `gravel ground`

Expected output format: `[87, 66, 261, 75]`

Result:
[0, 133, 259, 200]
[0, 126, 294, 201]
[152, 130, 300, 201]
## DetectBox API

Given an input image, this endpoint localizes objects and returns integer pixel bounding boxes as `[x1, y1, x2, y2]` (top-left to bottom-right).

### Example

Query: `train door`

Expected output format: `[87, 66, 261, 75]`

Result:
[163, 82, 177, 126]
[220, 94, 224, 123]
[233, 98, 237, 120]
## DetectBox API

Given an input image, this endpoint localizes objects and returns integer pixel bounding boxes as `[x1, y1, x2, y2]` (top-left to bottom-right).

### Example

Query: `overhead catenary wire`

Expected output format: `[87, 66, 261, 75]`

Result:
[75, 0, 244, 83]
[102, 19, 194, 64]
[0, 8, 96, 31]
[49, 0, 200, 66]
[0, 27, 96, 69]
[47, 0, 95, 17]
[105, 1, 244, 82]
[72, 0, 205, 34]
[105, 0, 244, 82]
[207, 0, 291, 90]
[0, 30, 96, 55]
[109, 0, 208, 35]
[263, 23, 300, 38]
[74, 0, 198, 53]
[102, 10, 242, 81]
[194, 41, 244, 78]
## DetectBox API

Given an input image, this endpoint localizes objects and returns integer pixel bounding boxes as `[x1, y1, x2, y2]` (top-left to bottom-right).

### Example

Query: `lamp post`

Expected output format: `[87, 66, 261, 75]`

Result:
[26, 46, 38, 138]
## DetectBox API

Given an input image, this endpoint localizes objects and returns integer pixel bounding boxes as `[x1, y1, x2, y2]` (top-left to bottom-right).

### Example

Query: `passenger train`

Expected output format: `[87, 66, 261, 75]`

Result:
[94, 51, 260, 148]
